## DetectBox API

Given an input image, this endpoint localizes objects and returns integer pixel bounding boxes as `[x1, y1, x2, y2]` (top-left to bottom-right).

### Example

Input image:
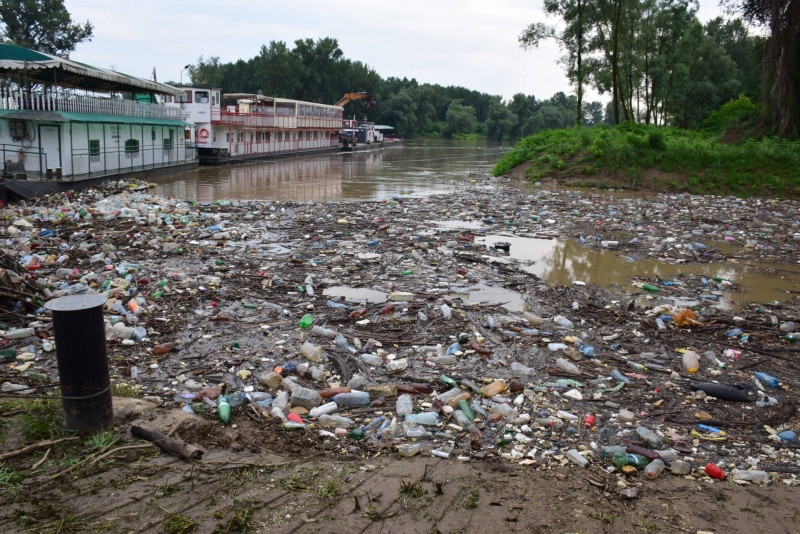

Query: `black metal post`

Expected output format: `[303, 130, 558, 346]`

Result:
[45, 294, 113, 433]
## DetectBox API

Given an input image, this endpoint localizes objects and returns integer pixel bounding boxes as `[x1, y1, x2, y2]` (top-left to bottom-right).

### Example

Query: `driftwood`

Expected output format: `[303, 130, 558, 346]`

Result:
[131, 425, 204, 461]
[0, 436, 80, 461]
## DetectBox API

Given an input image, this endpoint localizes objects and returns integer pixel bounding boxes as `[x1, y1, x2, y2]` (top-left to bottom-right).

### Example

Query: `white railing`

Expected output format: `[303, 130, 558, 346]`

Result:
[0, 87, 183, 121]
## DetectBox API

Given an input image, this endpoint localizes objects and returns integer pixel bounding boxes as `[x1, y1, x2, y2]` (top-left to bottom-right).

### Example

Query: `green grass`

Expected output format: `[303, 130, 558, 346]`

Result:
[111, 382, 141, 397]
[21, 398, 68, 441]
[165, 514, 198, 534]
[492, 122, 800, 199]
[84, 430, 119, 450]
[0, 462, 23, 487]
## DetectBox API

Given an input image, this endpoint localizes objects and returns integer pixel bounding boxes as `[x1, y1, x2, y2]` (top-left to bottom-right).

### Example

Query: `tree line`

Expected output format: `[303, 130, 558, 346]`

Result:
[1, 0, 795, 139]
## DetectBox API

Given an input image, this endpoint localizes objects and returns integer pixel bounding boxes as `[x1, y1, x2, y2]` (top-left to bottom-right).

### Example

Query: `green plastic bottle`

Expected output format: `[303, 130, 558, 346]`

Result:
[457, 399, 474, 421]
[612, 452, 649, 467]
[641, 283, 662, 292]
[440, 374, 458, 388]
[349, 429, 365, 440]
[217, 394, 231, 424]
[299, 314, 313, 329]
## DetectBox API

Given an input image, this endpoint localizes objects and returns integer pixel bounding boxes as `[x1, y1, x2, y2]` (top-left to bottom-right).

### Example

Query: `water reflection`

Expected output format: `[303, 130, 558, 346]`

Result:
[150, 140, 506, 203]
[475, 234, 800, 308]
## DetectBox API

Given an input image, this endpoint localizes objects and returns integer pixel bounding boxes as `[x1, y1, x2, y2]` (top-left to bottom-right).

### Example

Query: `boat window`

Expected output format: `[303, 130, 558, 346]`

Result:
[179, 90, 192, 103]
[89, 140, 101, 157]
[213, 92, 220, 105]
[125, 139, 140, 155]
[151, 129, 157, 141]
[195, 91, 210, 103]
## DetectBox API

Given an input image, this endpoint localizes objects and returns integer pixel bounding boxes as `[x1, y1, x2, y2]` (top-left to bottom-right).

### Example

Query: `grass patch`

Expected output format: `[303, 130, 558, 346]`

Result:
[111, 382, 141, 397]
[0, 462, 23, 487]
[400, 480, 427, 499]
[462, 487, 479, 509]
[21, 398, 67, 441]
[279, 475, 307, 493]
[84, 430, 119, 450]
[214, 499, 257, 533]
[313, 478, 342, 499]
[492, 123, 800, 199]
[165, 514, 198, 534]
[362, 504, 382, 521]
[155, 480, 177, 498]
[590, 511, 616, 525]
[636, 518, 661, 532]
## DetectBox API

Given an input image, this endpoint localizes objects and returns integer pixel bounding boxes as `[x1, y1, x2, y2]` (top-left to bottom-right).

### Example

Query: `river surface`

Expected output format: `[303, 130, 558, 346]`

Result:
[150, 140, 800, 309]
[152, 140, 507, 202]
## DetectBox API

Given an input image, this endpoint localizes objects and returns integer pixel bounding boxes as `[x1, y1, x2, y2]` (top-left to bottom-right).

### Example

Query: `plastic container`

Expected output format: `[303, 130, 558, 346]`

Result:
[731, 468, 770, 483]
[311, 325, 336, 338]
[299, 314, 313, 329]
[552, 315, 574, 329]
[309, 402, 338, 418]
[755, 371, 781, 387]
[299, 341, 323, 362]
[670, 460, 692, 475]
[567, 449, 588, 467]
[556, 358, 580, 375]
[681, 351, 700, 373]
[704, 462, 726, 479]
[318, 414, 355, 428]
[643, 459, 666, 479]
[612, 453, 649, 467]
[217, 394, 231, 424]
[332, 390, 370, 406]
[405, 412, 440, 425]
[636, 427, 663, 449]
[396, 394, 413, 416]
[481, 379, 506, 397]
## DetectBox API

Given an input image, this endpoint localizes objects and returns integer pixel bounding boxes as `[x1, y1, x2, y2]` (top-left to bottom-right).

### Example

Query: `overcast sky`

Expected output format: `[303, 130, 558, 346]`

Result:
[66, 0, 726, 103]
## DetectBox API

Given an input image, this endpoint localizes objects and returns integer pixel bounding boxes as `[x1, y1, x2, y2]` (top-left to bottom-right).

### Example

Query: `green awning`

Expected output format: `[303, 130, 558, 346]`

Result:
[0, 43, 181, 96]
[0, 108, 192, 127]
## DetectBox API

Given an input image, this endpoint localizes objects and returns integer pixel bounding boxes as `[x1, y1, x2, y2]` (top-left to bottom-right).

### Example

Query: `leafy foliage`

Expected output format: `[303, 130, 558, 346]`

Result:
[493, 124, 800, 197]
[0, 0, 93, 57]
[701, 95, 758, 134]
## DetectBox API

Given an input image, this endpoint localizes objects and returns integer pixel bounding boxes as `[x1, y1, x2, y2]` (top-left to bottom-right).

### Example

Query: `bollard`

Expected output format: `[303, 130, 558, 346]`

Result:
[45, 294, 113, 433]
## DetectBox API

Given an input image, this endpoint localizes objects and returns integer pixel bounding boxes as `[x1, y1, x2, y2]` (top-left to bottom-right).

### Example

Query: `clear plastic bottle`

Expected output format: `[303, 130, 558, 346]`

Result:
[567, 449, 588, 467]
[405, 412, 440, 425]
[670, 460, 692, 475]
[731, 468, 770, 483]
[309, 402, 338, 418]
[396, 394, 413, 416]
[481, 379, 507, 397]
[556, 358, 580, 375]
[644, 459, 666, 479]
[311, 325, 337, 338]
[636, 427, 663, 449]
[332, 391, 370, 405]
[318, 414, 355, 428]
[681, 350, 700, 373]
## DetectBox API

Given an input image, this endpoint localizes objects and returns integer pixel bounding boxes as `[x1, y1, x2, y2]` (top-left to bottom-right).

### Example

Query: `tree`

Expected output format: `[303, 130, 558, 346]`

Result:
[520, 0, 590, 127]
[725, 0, 799, 137]
[444, 99, 477, 136]
[485, 101, 518, 141]
[0, 0, 93, 57]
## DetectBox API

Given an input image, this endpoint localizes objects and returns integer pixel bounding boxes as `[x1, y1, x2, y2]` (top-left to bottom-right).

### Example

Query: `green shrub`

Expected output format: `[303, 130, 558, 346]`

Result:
[701, 95, 758, 134]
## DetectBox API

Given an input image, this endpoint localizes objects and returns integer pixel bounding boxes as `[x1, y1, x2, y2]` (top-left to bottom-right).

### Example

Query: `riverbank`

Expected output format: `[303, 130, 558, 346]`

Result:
[493, 124, 800, 199]
[1, 176, 800, 532]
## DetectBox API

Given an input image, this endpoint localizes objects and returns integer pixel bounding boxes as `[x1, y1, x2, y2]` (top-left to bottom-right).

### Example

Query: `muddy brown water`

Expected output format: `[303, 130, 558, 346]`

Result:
[150, 140, 800, 309]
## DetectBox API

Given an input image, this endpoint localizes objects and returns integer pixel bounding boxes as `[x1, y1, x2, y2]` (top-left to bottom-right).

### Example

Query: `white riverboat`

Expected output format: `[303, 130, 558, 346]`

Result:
[0, 44, 195, 200]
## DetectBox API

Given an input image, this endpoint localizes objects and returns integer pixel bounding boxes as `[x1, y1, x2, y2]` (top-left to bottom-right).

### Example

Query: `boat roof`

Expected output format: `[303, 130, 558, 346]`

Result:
[0, 44, 181, 96]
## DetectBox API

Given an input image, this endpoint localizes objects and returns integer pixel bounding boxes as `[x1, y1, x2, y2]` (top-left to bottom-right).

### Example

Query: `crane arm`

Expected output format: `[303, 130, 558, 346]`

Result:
[334, 92, 377, 108]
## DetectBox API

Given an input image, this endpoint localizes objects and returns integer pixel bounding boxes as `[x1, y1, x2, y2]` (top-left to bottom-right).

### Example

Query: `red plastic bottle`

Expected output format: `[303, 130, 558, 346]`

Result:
[705, 462, 726, 479]
[584, 415, 596, 428]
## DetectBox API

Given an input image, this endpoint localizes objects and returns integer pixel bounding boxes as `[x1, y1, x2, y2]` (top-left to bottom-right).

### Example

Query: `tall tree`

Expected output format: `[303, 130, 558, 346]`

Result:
[726, 0, 799, 137]
[520, 0, 590, 127]
[0, 0, 93, 57]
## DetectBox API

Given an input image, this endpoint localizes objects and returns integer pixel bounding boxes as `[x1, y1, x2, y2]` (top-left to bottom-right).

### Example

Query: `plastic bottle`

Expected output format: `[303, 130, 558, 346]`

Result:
[309, 402, 338, 418]
[600, 445, 627, 458]
[636, 427, 663, 449]
[670, 460, 692, 475]
[405, 412, 440, 425]
[318, 414, 355, 428]
[612, 453, 649, 467]
[396, 394, 413, 416]
[567, 449, 589, 467]
[440, 304, 452, 319]
[626, 444, 660, 460]
[481, 379, 506, 397]
[217, 394, 231, 424]
[755, 371, 781, 387]
[397, 443, 422, 457]
[731, 469, 770, 483]
[311, 325, 336, 338]
[444, 342, 461, 356]
[299, 341, 323, 362]
[681, 351, 700, 373]
[299, 313, 313, 329]
[643, 459, 666, 479]
[360, 353, 383, 366]
[457, 399, 474, 421]
[556, 358, 580, 375]
[332, 390, 370, 405]
[553, 315, 574, 329]
[611, 369, 631, 383]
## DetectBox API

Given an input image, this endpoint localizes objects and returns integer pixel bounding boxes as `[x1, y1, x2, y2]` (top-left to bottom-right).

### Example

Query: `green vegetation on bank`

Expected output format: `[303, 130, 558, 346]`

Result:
[492, 110, 800, 198]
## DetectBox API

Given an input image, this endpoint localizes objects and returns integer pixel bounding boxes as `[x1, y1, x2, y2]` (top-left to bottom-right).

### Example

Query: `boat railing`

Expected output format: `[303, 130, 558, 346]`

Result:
[0, 87, 184, 121]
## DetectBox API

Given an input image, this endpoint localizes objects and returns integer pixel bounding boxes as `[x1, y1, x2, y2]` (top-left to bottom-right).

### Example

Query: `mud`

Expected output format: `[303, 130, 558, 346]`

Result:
[1, 175, 800, 533]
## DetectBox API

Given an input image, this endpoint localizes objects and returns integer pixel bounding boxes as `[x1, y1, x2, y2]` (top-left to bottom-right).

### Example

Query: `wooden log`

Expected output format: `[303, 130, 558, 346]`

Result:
[131, 425, 204, 461]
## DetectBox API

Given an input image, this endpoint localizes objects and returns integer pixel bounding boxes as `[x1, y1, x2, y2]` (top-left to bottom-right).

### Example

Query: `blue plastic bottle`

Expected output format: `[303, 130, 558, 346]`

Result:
[755, 371, 780, 387]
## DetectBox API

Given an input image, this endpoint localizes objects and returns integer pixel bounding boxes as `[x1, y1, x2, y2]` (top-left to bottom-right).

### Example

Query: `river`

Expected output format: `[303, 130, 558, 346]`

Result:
[150, 140, 800, 309]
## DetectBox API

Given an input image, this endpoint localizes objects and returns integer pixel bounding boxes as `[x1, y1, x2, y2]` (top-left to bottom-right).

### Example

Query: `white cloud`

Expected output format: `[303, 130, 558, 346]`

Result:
[65, 0, 726, 103]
